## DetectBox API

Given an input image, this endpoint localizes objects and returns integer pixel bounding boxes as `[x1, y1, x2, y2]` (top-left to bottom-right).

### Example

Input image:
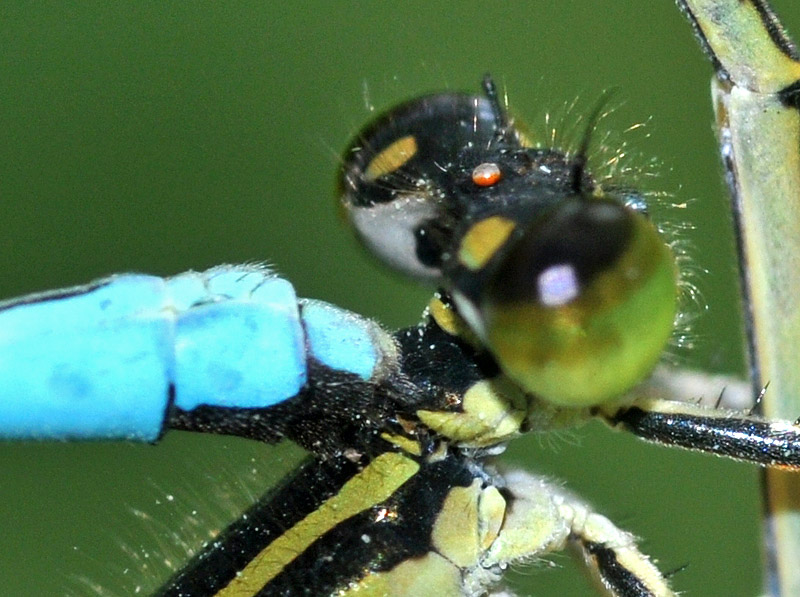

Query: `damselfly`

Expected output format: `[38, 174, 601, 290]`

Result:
[2, 2, 800, 595]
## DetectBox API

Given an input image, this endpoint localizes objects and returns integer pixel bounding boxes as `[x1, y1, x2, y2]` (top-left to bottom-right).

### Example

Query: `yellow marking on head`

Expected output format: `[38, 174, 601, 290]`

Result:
[458, 216, 516, 271]
[215, 452, 419, 596]
[364, 135, 418, 181]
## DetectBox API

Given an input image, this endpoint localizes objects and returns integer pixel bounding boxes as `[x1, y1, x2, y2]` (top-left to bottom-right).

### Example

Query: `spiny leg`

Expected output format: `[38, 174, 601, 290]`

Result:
[598, 397, 800, 469]
[483, 470, 675, 597]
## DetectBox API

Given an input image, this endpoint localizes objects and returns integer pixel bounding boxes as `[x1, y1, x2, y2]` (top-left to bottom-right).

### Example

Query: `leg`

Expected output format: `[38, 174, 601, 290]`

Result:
[480, 470, 675, 597]
[599, 396, 800, 468]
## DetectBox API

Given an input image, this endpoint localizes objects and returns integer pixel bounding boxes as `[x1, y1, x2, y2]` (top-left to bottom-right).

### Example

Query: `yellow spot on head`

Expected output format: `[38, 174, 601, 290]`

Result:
[365, 135, 418, 181]
[458, 216, 516, 271]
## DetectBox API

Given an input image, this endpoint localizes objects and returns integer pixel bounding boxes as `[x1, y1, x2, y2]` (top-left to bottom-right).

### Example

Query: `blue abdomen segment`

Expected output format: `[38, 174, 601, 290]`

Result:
[0, 266, 388, 442]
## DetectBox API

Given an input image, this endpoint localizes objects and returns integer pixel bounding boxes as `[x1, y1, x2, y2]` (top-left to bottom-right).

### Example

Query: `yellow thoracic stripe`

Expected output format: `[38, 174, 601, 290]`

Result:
[215, 451, 420, 596]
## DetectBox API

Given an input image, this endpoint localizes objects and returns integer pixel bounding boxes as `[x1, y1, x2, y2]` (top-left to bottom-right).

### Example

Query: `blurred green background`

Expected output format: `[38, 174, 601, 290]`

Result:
[2, 2, 799, 595]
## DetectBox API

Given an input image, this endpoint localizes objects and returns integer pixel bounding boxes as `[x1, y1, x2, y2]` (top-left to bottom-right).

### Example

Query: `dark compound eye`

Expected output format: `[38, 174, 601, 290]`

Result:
[474, 198, 677, 406]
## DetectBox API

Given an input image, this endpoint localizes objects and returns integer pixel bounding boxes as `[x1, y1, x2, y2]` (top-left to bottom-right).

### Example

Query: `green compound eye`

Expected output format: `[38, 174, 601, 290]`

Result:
[481, 197, 677, 407]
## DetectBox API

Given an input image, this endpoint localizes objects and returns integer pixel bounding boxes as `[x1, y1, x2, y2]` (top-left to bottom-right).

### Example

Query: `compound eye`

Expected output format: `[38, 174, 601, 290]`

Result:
[339, 94, 500, 281]
[480, 198, 677, 406]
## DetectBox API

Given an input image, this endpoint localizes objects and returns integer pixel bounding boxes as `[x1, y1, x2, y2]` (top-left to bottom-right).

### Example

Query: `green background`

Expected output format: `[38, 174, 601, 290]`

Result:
[1, 2, 798, 595]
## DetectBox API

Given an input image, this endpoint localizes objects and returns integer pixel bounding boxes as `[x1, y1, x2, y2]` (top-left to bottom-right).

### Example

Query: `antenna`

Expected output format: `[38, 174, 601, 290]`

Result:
[570, 89, 617, 194]
[481, 74, 512, 141]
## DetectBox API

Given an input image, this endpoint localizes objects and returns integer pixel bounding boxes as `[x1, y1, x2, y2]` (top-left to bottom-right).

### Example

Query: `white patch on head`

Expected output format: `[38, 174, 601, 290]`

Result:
[349, 195, 442, 281]
[537, 264, 579, 306]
